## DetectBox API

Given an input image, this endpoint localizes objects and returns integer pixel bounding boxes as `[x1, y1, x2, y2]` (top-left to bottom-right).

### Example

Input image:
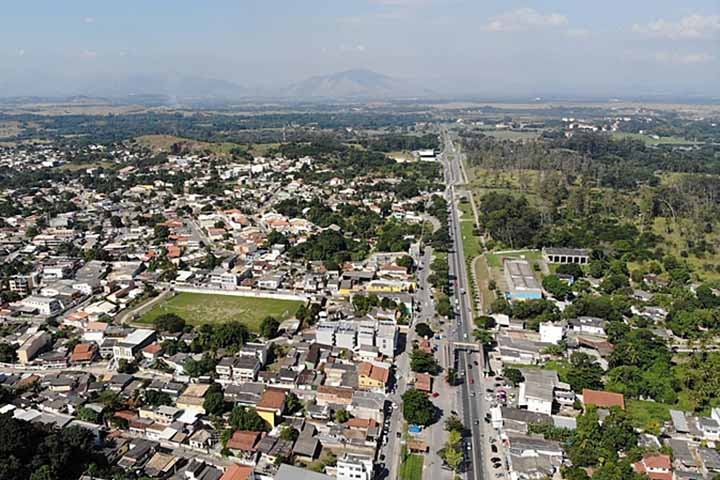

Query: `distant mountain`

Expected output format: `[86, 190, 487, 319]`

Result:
[284, 69, 432, 99]
[76, 73, 251, 100]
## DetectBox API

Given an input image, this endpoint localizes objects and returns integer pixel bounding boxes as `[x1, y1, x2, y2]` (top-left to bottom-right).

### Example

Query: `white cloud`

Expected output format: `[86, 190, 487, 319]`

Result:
[339, 44, 367, 53]
[81, 49, 98, 58]
[632, 14, 720, 39]
[16, 49, 25, 57]
[368, 0, 432, 6]
[566, 28, 590, 38]
[83, 17, 95, 24]
[485, 8, 568, 32]
[655, 51, 713, 64]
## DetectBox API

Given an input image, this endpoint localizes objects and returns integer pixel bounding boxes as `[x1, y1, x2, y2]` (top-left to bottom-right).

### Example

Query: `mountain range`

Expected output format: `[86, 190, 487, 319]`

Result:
[0, 69, 434, 101]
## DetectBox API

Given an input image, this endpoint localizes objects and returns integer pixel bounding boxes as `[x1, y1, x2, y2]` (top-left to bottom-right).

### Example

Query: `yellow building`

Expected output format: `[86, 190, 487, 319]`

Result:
[256, 388, 286, 428]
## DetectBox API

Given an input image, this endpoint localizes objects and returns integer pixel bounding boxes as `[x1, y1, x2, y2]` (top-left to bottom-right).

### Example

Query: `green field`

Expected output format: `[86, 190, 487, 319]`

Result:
[612, 132, 701, 145]
[486, 249, 542, 268]
[459, 201, 482, 261]
[626, 399, 672, 434]
[399, 452, 424, 480]
[139, 292, 302, 331]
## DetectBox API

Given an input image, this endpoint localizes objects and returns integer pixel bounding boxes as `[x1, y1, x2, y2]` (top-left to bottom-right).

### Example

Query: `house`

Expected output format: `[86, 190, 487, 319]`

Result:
[70, 343, 98, 365]
[337, 453, 374, 480]
[220, 464, 255, 480]
[188, 429, 215, 452]
[539, 322, 566, 345]
[414, 373, 432, 393]
[112, 329, 157, 361]
[275, 464, 334, 480]
[568, 317, 606, 336]
[256, 388, 286, 427]
[633, 453, 673, 480]
[357, 362, 390, 391]
[21, 295, 63, 316]
[316, 385, 354, 407]
[176, 383, 211, 415]
[227, 430, 262, 457]
[582, 389, 625, 410]
[518, 369, 559, 416]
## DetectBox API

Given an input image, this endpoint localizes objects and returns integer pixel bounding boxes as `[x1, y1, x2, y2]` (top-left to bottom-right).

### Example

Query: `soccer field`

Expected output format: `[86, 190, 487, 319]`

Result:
[139, 292, 302, 332]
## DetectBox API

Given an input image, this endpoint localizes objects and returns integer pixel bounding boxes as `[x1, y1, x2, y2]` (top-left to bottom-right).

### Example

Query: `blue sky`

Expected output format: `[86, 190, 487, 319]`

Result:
[1, 0, 718, 97]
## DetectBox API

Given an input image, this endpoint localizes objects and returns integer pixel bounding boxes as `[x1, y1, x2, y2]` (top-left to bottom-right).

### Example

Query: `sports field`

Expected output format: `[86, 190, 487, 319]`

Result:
[139, 292, 302, 331]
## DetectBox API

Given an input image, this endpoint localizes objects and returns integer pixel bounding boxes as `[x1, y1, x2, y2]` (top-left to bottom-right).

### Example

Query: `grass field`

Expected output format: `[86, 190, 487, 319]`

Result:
[481, 130, 541, 141]
[139, 292, 302, 331]
[399, 452, 424, 480]
[612, 132, 701, 145]
[459, 201, 482, 261]
[486, 249, 542, 268]
[135, 135, 249, 158]
[626, 399, 671, 434]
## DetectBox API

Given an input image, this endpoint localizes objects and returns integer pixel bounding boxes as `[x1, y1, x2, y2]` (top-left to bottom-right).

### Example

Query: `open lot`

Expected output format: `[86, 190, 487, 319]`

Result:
[138, 292, 302, 331]
[399, 451, 424, 480]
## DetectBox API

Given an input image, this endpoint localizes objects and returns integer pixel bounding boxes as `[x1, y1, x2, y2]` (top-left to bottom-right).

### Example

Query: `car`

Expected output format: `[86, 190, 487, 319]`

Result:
[466, 444, 471, 451]
[467, 364, 472, 369]
[469, 378, 474, 384]
[470, 392, 475, 397]
[491, 457, 502, 463]
[486, 388, 494, 393]
[491, 445, 498, 453]
[473, 419, 479, 425]
[474, 360, 479, 365]
[495, 474, 504, 478]
[432, 392, 440, 398]
[396, 432, 402, 438]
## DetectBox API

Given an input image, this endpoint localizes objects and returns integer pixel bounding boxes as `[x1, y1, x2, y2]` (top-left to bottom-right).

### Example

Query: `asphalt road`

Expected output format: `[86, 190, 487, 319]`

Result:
[383, 246, 435, 480]
[442, 129, 491, 480]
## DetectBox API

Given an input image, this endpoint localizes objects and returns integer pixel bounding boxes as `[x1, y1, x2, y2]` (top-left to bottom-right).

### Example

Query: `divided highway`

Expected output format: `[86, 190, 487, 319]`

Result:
[441, 130, 489, 480]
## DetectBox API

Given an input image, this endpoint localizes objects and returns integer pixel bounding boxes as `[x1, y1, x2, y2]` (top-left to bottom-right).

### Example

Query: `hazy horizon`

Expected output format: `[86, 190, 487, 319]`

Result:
[1, 0, 718, 99]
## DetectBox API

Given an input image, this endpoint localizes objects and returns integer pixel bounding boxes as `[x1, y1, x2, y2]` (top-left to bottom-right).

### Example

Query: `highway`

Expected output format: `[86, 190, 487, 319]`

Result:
[441, 129, 490, 480]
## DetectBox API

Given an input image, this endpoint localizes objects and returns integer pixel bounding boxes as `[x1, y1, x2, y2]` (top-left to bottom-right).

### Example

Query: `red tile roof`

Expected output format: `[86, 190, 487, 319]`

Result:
[634, 454, 672, 480]
[220, 464, 254, 480]
[226, 430, 262, 451]
[582, 389, 625, 409]
[257, 387, 286, 411]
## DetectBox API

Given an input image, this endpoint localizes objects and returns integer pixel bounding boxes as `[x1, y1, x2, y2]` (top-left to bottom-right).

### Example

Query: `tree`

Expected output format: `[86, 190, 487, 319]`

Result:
[474, 316, 496, 329]
[566, 352, 604, 392]
[414, 322, 433, 338]
[0, 343, 17, 363]
[117, 359, 138, 374]
[229, 406, 269, 432]
[203, 383, 225, 416]
[557, 263, 584, 279]
[542, 275, 573, 300]
[280, 426, 299, 442]
[145, 390, 173, 407]
[504, 368, 524, 386]
[473, 328, 494, 346]
[334, 409, 352, 423]
[402, 389, 436, 426]
[153, 313, 186, 333]
[410, 349, 440, 375]
[76, 406, 101, 424]
[396, 255, 414, 269]
[259, 316, 280, 339]
[285, 392, 302, 415]
[445, 415, 464, 434]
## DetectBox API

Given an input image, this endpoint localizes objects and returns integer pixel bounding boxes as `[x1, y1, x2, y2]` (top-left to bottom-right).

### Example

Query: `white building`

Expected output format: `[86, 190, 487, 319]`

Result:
[21, 295, 63, 316]
[539, 322, 566, 345]
[337, 453, 374, 480]
[113, 329, 157, 361]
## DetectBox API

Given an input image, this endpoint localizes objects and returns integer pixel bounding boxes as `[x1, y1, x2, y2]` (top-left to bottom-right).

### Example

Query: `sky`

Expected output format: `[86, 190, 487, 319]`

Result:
[0, 0, 718, 98]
